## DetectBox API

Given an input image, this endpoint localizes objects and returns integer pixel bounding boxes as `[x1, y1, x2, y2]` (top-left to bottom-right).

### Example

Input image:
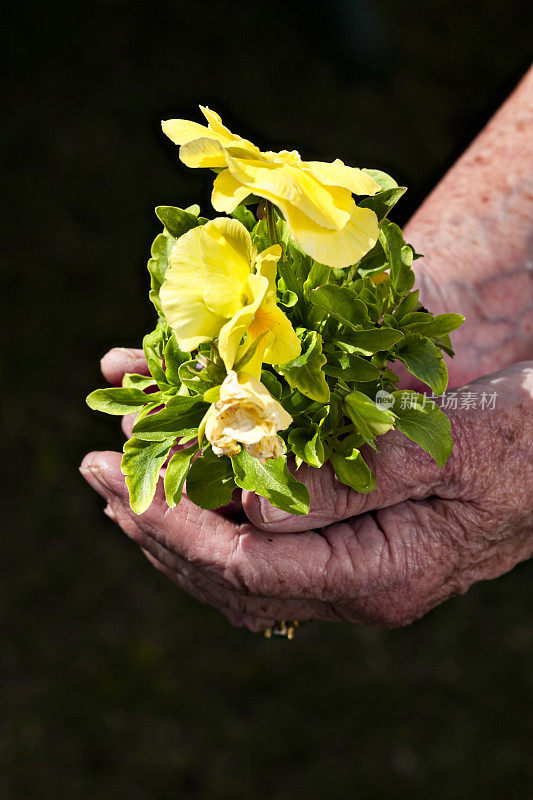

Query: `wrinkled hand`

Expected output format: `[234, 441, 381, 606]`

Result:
[81, 348, 533, 631]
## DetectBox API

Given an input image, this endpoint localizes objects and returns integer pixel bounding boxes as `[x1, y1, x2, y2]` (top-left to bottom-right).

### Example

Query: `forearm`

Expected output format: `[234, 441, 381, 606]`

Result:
[405, 67, 533, 387]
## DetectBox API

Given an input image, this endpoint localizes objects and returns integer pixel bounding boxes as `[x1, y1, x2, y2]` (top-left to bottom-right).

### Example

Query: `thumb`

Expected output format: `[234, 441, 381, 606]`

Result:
[242, 429, 453, 532]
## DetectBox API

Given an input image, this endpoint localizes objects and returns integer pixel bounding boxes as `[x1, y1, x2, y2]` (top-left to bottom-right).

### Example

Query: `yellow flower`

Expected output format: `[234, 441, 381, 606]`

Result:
[205, 371, 292, 462]
[159, 217, 300, 375]
[161, 107, 381, 269]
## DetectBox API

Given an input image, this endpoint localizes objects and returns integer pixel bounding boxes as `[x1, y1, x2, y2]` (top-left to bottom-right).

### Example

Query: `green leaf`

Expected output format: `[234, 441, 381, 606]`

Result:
[260, 370, 283, 400]
[303, 261, 331, 295]
[401, 313, 465, 338]
[393, 290, 420, 319]
[178, 360, 214, 395]
[399, 311, 434, 327]
[86, 387, 158, 415]
[277, 330, 330, 403]
[324, 351, 380, 382]
[186, 448, 235, 509]
[155, 205, 200, 238]
[164, 445, 198, 508]
[330, 449, 376, 493]
[362, 168, 398, 190]
[147, 231, 174, 314]
[357, 241, 389, 277]
[436, 333, 455, 358]
[232, 450, 310, 515]
[337, 328, 403, 354]
[359, 187, 407, 221]
[122, 373, 158, 390]
[393, 334, 448, 395]
[280, 289, 298, 307]
[164, 334, 190, 385]
[344, 390, 396, 442]
[132, 395, 208, 441]
[121, 436, 174, 515]
[203, 385, 220, 403]
[288, 426, 325, 468]
[234, 332, 269, 373]
[379, 219, 415, 293]
[309, 285, 370, 329]
[143, 324, 169, 387]
[231, 204, 256, 231]
[391, 391, 453, 467]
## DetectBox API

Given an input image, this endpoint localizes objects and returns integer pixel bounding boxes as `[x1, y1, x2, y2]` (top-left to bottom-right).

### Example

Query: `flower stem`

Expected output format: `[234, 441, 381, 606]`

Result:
[265, 201, 278, 245]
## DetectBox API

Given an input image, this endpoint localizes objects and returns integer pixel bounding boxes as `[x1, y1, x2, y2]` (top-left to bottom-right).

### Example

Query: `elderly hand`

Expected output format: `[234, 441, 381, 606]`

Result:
[80, 348, 533, 632]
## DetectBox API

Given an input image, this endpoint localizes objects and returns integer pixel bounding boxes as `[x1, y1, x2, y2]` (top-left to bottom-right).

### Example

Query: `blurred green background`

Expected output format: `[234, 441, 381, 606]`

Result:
[2, 1, 532, 797]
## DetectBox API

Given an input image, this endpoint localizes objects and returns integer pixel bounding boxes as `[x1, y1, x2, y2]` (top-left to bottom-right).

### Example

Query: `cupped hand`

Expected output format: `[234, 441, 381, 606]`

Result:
[81, 348, 533, 631]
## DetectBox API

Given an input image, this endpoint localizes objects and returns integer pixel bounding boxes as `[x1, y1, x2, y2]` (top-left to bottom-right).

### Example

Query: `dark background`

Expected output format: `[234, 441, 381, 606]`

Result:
[2, 1, 532, 797]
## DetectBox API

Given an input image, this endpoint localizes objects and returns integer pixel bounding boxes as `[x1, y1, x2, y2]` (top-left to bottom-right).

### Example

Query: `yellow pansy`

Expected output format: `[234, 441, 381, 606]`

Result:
[161, 107, 381, 269]
[205, 370, 292, 462]
[159, 217, 300, 375]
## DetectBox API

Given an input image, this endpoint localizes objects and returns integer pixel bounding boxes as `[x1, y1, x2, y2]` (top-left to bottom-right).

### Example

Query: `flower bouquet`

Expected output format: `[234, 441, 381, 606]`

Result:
[87, 107, 464, 517]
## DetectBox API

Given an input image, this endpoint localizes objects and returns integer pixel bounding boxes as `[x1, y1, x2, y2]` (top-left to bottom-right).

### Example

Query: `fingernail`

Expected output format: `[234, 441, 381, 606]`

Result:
[79, 462, 112, 495]
[104, 504, 117, 521]
[259, 498, 291, 525]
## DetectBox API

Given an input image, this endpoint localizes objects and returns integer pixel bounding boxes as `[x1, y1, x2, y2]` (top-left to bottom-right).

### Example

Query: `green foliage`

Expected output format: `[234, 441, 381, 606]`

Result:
[232, 450, 310, 515]
[277, 330, 330, 402]
[164, 445, 198, 508]
[359, 186, 407, 221]
[87, 158, 465, 516]
[379, 218, 415, 294]
[344, 391, 396, 443]
[231, 204, 256, 231]
[86, 387, 162, 415]
[337, 328, 404, 354]
[121, 436, 174, 514]
[329, 448, 376, 493]
[391, 391, 453, 467]
[392, 334, 448, 395]
[288, 426, 325, 468]
[324, 351, 380, 382]
[132, 396, 208, 441]
[309, 285, 370, 329]
[186, 447, 235, 509]
[155, 205, 200, 238]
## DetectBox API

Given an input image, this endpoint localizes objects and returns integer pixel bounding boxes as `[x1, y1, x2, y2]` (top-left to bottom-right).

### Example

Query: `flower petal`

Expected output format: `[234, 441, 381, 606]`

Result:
[211, 169, 252, 214]
[199, 106, 237, 142]
[304, 159, 381, 196]
[284, 203, 379, 268]
[160, 226, 224, 350]
[248, 302, 301, 366]
[161, 118, 215, 145]
[224, 154, 353, 230]
[217, 274, 269, 371]
[254, 244, 282, 298]
[179, 138, 227, 169]
[161, 287, 224, 352]
[201, 218, 254, 317]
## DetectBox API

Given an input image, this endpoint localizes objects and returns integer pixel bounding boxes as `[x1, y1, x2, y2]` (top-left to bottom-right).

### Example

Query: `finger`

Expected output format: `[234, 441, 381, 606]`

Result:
[79, 450, 339, 600]
[139, 541, 336, 622]
[121, 413, 137, 438]
[140, 549, 277, 631]
[100, 347, 148, 386]
[81, 449, 444, 623]
[242, 428, 453, 533]
[83, 455, 327, 619]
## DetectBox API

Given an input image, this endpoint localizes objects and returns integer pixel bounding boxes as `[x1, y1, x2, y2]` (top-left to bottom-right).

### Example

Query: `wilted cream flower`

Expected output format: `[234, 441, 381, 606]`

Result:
[205, 371, 292, 463]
